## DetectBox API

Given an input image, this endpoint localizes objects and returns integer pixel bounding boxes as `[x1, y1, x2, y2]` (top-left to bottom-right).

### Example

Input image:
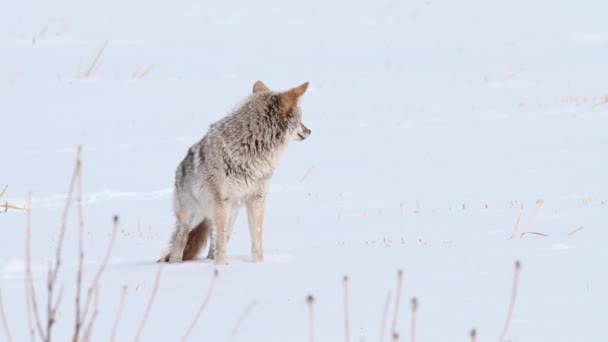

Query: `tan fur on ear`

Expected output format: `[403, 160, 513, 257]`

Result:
[280, 82, 309, 119]
[253, 80, 270, 93]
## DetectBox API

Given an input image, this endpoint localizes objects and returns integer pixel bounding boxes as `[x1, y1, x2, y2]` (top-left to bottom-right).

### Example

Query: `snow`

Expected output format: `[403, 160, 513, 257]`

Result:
[1, 0, 608, 341]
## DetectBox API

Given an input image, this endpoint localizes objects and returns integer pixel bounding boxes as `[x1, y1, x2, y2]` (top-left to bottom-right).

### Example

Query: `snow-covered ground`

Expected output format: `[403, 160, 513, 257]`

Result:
[2, 0, 607, 341]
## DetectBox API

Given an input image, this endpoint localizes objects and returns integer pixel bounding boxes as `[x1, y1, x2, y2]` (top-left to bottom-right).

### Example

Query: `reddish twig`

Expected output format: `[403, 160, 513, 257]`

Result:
[498, 261, 522, 342]
[410, 298, 418, 342]
[110, 286, 129, 342]
[379, 291, 392, 342]
[134, 260, 165, 342]
[182, 270, 219, 341]
[227, 300, 257, 342]
[391, 270, 403, 335]
[307, 295, 315, 342]
[73, 151, 85, 342]
[78, 215, 119, 340]
[0, 288, 13, 342]
[25, 193, 46, 342]
[343, 276, 351, 342]
[81, 287, 99, 342]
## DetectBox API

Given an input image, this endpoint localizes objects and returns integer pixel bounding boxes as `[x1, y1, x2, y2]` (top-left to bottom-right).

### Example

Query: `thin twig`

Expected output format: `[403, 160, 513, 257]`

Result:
[73, 152, 85, 342]
[307, 295, 315, 342]
[379, 291, 392, 342]
[498, 261, 522, 342]
[134, 260, 165, 342]
[592, 98, 608, 109]
[81, 287, 99, 342]
[83, 41, 108, 78]
[391, 270, 403, 335]
[410, 298, 418, 342]
[78, 215, 119, 337]
[24, 196, 35, 342]
[25, 193, 46, 342]
[0, 288, 13, 342]
[568, 227, 584, 236]
[300, 165, 315, 183]
[343, 276, 350, 342]
[227, 300, 257, 342]
[0, 185, 7, 198]
[519, 200, 544, 238]
[182, 269, 219, 341]
[110, 286, 129, 342]
[509, 203, 524, 239]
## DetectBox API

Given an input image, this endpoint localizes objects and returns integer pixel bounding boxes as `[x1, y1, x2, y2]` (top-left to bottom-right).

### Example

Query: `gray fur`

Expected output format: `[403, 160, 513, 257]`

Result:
[163, 81, 311, 265]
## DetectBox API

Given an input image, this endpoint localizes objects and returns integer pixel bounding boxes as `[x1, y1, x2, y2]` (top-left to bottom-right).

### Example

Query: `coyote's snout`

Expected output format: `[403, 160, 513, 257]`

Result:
[160, 80, 311, 265]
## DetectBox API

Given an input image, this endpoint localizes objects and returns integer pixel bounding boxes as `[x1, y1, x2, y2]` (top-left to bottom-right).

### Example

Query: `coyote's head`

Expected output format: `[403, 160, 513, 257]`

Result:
[252, 80, 311, 142]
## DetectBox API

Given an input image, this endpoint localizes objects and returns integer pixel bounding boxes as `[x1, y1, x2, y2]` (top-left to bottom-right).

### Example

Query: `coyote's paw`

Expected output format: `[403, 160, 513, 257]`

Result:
[252, 254, 264, 263]
[168, 254, 183, 263]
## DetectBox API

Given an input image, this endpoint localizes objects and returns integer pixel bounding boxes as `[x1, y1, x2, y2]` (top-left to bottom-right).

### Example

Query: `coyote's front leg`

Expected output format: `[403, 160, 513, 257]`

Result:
[213, 201, 229, 265]
[246, 193, 266, 262]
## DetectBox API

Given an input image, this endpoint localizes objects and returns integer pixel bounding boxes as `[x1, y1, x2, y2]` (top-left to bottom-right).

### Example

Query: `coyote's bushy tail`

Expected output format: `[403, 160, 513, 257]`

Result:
[159, 219, 211, 262]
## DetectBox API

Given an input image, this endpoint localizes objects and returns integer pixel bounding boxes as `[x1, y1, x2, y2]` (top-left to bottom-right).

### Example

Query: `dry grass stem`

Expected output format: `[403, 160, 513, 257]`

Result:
[0, 288, 13, 342]
[509, 203, 524, 239]
[182, 269, 219, 342]
[343, 276, 351, 342]
[227, 300, 257, 342]
[592, 97, 608, 109]
[110, 286, 129, 342]
[300, 165, 315, 183]
[78, 215, 119, 340]
[391, 270, 403, 335]
[410, 297, 418, 342]
[519, 199, 544, 238]
[519, 232, 549, 237]
[74, 152, 85, 342]
[81, 287, 99, 342]
[134, 260, 165, 342]
[24, 196, 35, 342]
[470, 328, 477, 342]
[0, 186, 27, 213]
[83, 41, 108, 78]
[498, 261, 522, 342]
[379, 291, 392, 342]
[307, 295, 315, 342]
[25, 193, 46, 342]
[568, 227, 584, 236]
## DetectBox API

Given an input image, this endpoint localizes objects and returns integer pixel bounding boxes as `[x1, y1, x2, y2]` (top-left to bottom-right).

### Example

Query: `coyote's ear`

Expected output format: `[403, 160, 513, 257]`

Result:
[253, 80, 270, 93]
[280, 82, 309, 119]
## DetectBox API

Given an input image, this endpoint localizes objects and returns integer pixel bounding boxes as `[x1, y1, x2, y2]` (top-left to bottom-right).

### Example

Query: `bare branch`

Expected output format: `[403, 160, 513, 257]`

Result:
[0, 288, 14, 342]
[110, 286, 129, 342]
[182, 269, 219, 341]
[379, 291, 392, 342]
[306, 295, 315, 342]
[498, 261, 522, 342]
[73, 155, 85, 342]
[343, 276, 350, 342]
[134, 260, 165, 342]
[25, 193, 46, 342]
[227, 301, 257, 342]
[390, 270, 403, 335]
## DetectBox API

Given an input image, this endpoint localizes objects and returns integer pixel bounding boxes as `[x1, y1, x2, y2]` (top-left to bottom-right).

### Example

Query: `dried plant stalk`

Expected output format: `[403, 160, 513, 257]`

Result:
[182, 270, 219, 341]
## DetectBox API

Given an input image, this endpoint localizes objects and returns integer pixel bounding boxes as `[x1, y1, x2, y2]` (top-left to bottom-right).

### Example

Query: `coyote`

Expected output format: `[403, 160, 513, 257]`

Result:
[160, 80, 311, 265]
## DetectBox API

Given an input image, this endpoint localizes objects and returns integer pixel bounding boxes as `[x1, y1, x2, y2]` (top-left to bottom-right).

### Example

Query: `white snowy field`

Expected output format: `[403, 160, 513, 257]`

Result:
[1, 0, 608, 341]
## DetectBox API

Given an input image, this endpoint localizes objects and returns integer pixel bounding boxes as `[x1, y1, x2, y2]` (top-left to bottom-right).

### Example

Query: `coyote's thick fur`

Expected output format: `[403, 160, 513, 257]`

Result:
[160, 80, 311, 265]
